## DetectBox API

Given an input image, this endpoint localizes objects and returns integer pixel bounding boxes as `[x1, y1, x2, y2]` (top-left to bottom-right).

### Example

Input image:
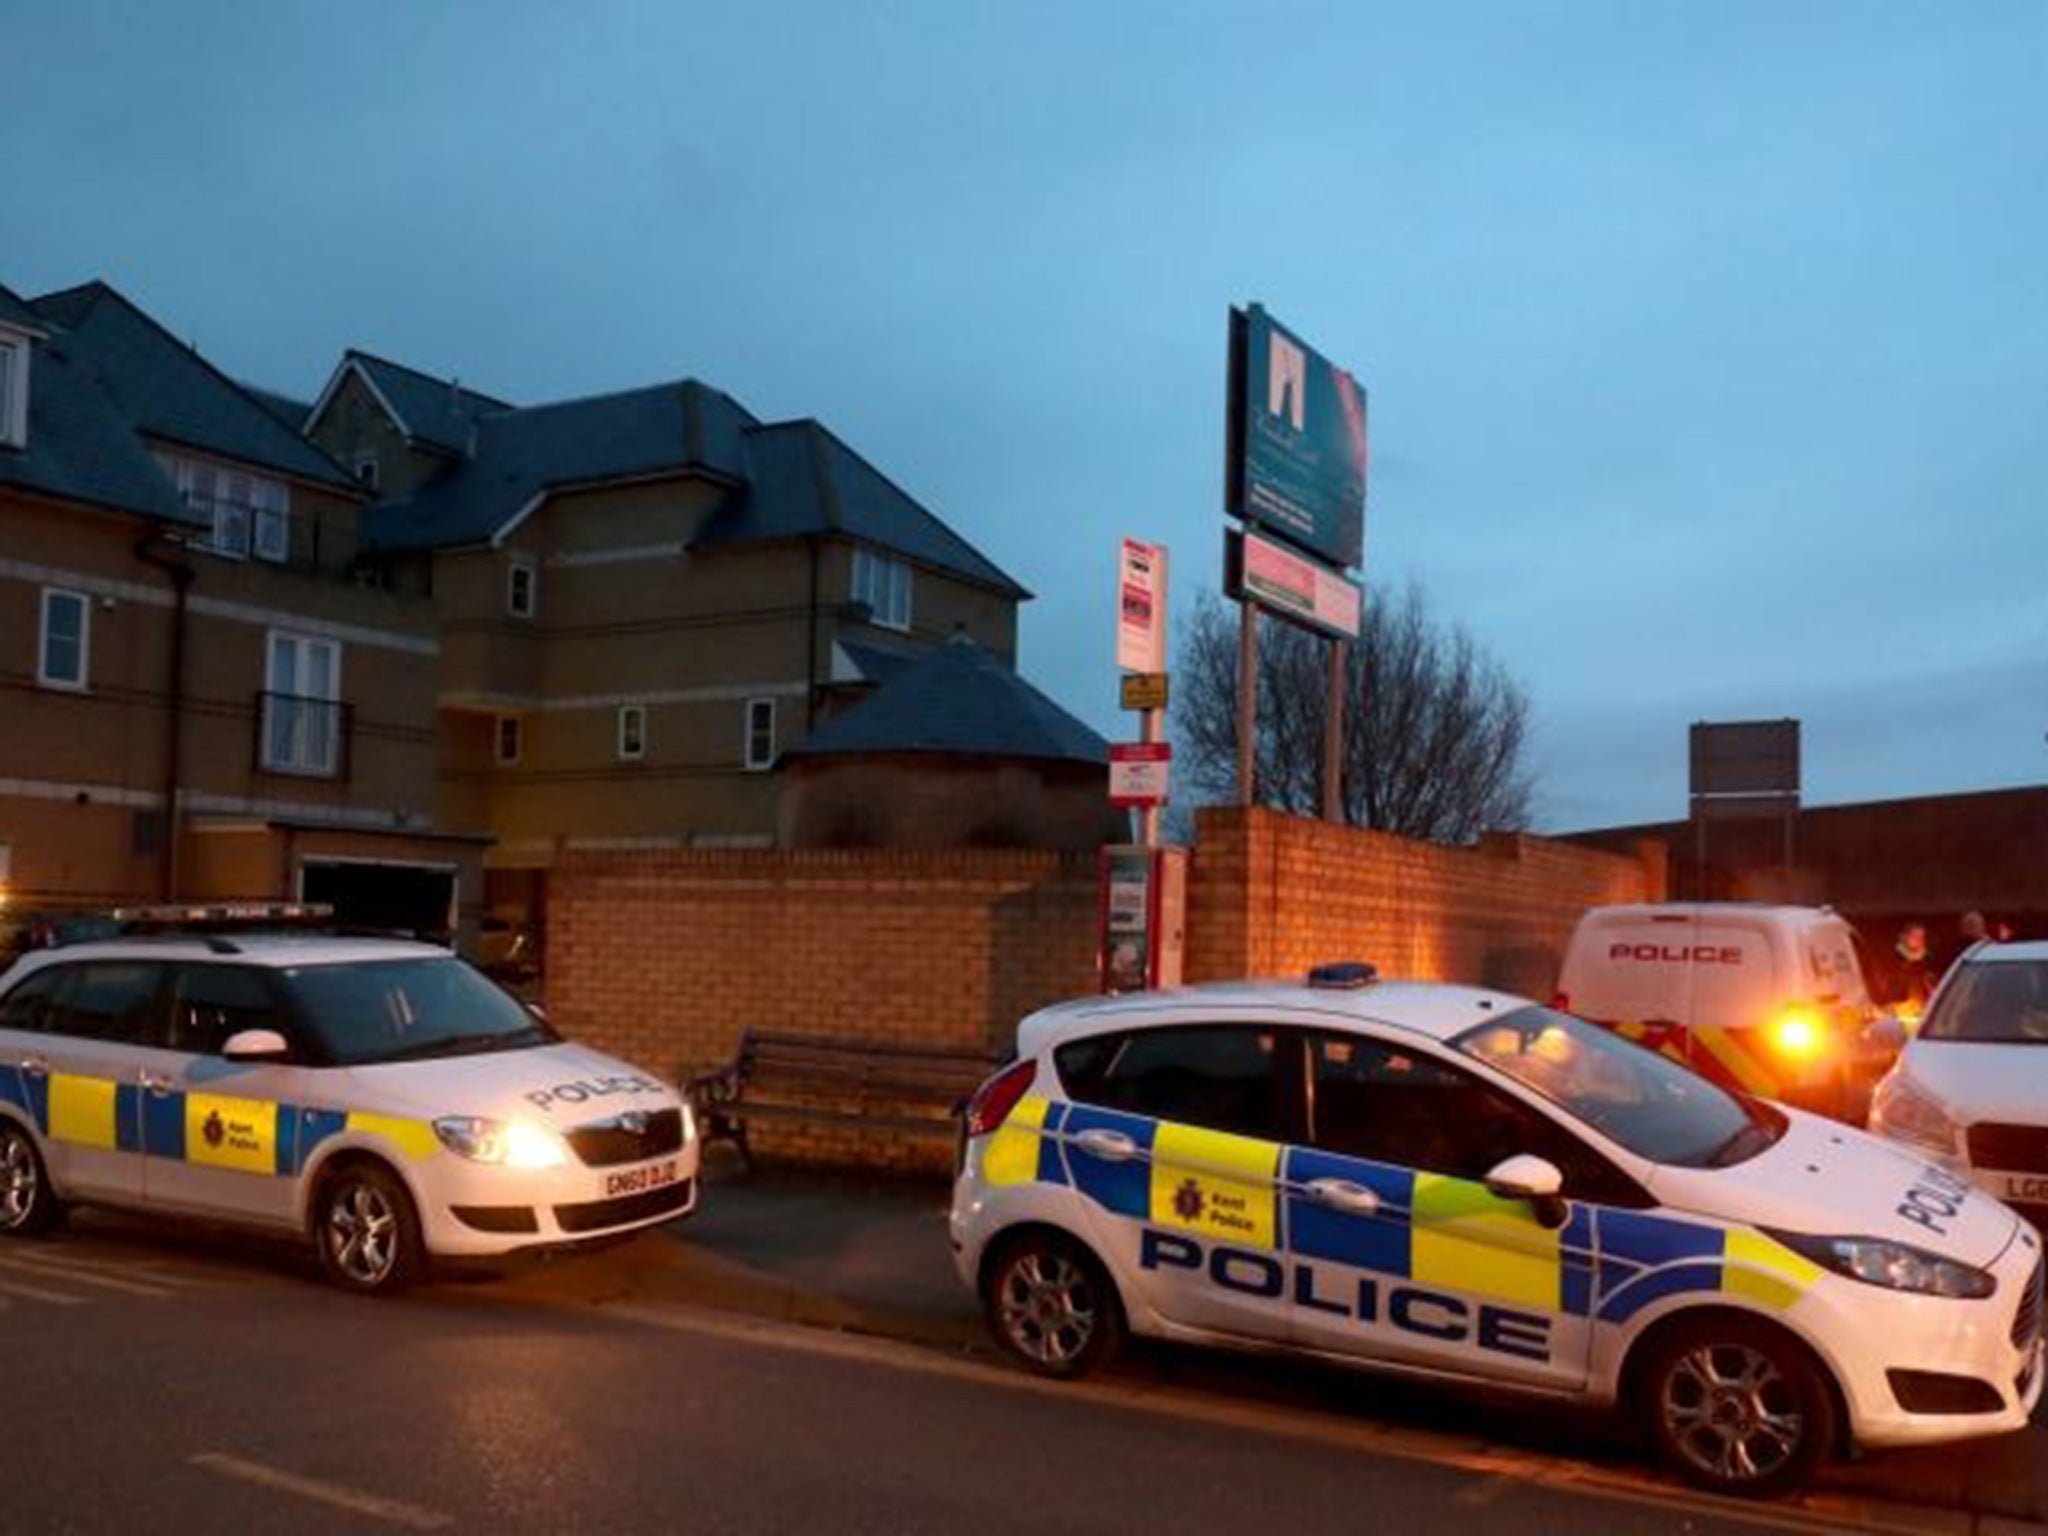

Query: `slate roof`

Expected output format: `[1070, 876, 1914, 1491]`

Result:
[696, 420, 1027, 598]
[32, 283, 357, 491]
[367, 379, 755, 552]
[0, 284, 47, 333]
[240, 382, 313, 431]
[786, 640, 1105, 765]
[0, 281, 200, 526]
[344, 352, 514, 456]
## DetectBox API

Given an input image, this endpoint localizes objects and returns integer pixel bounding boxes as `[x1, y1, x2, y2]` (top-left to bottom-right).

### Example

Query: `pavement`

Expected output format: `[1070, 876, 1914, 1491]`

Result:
[565, 1149, 2048, 1532]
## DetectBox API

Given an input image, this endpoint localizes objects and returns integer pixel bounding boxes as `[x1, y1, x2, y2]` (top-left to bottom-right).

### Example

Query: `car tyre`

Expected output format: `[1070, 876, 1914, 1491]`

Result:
[314, 1161, 424, 1296]
[982, 1229, 1123, 1379]
[0, 1121, 62, 1237]
[1641, 1315, 1837, 1499]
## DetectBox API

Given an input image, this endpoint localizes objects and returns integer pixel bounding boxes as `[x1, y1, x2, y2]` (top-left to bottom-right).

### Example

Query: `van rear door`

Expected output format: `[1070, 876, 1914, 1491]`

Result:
[1561, 911, 1696, 1028]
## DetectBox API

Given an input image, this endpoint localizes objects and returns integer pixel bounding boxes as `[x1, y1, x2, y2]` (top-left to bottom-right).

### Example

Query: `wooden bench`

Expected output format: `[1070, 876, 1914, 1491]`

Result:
[685, 1030, 1002, 1168]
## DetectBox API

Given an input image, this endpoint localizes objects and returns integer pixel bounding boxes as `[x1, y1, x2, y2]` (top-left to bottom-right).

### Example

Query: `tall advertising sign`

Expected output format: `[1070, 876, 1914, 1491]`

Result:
[1226, 304, 1368, 568]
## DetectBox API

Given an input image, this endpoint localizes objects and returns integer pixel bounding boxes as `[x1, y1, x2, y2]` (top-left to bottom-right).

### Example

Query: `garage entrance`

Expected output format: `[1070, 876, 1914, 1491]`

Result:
[299, 858, 457, 944]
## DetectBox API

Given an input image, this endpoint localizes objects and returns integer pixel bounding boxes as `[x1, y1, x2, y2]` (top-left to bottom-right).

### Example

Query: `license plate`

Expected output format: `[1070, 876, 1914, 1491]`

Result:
[2003, 1174, 2048, 1203]
[605, 1159, 680, 1198]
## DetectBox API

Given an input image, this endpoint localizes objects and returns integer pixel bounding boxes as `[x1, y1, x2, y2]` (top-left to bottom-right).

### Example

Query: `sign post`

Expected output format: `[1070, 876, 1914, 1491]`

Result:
[1104, 538, 1184, 994]
[1116, 538, 1170, 848]
[1224, 304, 1368, 824]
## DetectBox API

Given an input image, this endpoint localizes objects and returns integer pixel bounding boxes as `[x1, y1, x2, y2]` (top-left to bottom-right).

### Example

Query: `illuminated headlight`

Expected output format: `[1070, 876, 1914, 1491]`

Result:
[1869, 1072, 1961, 1158]
[433, 1116, 568, 1169]
[680, 1098, 697, 1144]
[1773, 1230, 1995, 1299]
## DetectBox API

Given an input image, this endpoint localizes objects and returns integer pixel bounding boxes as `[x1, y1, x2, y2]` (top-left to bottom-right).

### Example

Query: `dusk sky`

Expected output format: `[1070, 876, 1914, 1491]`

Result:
[8, 2, 2044, 830]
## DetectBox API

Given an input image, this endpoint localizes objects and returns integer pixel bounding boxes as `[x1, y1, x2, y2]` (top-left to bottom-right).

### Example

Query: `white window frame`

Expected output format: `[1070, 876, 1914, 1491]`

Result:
[851, 547, 912, 631]
[262, 630, 343, 777]
[351, 451, 381, 491]
[494, 714, 524, 767]
[743, 697, 776, 772]
[507, 559, 538, 619]
[251, 477, 291, 563]
[617, 704, 647, 762]
[154, 452, 290, 562]
[0, 331, 28, 449]
[37, 588, 90, 692]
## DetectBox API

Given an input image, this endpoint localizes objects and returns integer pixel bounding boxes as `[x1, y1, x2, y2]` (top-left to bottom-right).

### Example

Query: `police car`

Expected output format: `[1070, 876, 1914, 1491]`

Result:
[0, 918, 698, 1293]
[951, 965, 2043, 1498]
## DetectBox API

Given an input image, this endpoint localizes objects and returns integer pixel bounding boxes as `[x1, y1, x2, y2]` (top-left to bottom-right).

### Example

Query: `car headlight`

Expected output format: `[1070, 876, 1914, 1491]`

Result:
[1772, 1230, 1995, 1299]
[433, 1116, 568, 1169]
[680, 1098, 697, 1144]
[1869, 1072, 1960, 1157]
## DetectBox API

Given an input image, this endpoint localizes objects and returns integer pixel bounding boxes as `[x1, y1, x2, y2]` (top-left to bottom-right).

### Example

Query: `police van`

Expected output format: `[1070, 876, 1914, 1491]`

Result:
[1555, 904, 1900, 1119]
[0, 915, 698, 1293]
[951, 966, 2042, 1498]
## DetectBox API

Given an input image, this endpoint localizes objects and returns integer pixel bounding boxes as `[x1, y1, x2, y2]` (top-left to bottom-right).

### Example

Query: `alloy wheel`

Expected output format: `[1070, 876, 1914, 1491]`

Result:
[1660, 1341, 1805, 1484]
[0, 1131, 37, 1231]
[997, 1249, 1097, 1367]
[325, 1180, 399, 1286]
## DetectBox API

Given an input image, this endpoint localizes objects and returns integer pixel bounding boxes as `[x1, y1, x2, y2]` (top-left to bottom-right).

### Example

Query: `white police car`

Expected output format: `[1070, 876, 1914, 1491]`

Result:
[0, 925, 698, 1293]
[951, 965, 2043, 1498]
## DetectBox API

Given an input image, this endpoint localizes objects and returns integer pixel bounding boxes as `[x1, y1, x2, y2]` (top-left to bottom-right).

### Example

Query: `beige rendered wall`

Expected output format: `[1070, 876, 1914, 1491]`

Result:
[0, 483, 444, 906]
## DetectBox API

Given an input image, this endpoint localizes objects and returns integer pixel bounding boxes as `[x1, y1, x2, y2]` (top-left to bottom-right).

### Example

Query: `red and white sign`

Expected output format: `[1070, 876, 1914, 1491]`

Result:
[1108, 742, 1172, 807]
[1240, 527, 1361, 639]
[1116, 538, 1169, 673]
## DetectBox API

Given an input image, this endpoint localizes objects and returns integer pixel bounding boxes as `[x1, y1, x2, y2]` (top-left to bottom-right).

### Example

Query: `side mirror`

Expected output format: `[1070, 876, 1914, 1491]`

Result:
[221, 1028, 290, 1063]
[1484, 1153, 1569, 1230]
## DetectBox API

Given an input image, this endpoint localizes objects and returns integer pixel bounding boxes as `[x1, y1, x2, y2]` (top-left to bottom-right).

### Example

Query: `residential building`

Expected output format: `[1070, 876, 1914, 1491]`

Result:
[301, 351, 1031, 925]
[0, 280, 483, 940]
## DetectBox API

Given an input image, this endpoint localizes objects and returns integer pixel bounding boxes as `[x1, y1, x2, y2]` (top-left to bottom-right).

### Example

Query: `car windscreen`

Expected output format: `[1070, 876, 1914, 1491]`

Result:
[1921, 959, 2048, 1044]
[279, 957, 556, 1067]
[1452, 1005, 1784, 1168]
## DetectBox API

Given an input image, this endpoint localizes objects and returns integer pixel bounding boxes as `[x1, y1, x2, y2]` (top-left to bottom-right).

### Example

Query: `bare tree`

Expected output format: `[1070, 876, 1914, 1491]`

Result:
[1176, 581, 1534, 842]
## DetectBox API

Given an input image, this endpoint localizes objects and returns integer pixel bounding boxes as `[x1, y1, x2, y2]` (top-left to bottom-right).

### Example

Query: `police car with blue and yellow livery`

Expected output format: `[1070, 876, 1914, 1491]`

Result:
[952, 964, 2043, 1498]
[0, 914, 697, 1294]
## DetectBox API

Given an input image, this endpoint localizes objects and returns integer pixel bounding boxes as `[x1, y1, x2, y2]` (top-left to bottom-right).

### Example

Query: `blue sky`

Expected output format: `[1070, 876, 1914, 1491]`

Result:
[7, 1, 2044, 828]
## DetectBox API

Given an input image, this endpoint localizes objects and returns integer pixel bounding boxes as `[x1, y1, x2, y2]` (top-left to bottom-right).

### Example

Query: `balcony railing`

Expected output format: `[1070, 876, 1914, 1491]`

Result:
[256, 691, 353, 780]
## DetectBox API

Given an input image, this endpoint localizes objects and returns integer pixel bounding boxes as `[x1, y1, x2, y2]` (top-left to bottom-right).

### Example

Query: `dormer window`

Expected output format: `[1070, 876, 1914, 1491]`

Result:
[352, 451, 380, 490]
[851, 547, 911, 630]
[152, 452, 291, 562]
[0, 330, 28, 450]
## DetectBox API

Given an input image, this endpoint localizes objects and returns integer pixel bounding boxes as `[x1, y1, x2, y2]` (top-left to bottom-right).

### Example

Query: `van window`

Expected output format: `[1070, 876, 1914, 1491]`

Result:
[1803, 925, 1870, 1007]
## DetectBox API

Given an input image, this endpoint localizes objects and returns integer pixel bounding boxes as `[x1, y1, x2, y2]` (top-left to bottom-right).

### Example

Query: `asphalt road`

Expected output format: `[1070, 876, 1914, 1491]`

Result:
[0, 1219, 2006, 1536]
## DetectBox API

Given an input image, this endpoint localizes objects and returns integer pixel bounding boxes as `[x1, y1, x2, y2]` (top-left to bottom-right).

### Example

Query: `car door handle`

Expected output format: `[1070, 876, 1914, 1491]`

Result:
[139, 1074, 175, 1098]
[1303, 1178, 1381, 1216]
[18, 1059, 47, 1079]
[1073, 1129, 1140, 1163]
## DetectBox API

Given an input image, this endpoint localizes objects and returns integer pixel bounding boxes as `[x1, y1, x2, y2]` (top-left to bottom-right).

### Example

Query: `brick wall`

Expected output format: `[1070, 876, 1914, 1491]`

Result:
[1187, 807, 1663, 996]
[545, 812, 1662, 1171]
[544, 846, 1100, 1169]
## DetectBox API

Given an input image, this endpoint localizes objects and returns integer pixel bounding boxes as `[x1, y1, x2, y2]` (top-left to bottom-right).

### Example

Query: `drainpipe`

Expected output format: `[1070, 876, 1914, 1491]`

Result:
[805, 534, 821, 731]
[134, 531, 195, 899]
